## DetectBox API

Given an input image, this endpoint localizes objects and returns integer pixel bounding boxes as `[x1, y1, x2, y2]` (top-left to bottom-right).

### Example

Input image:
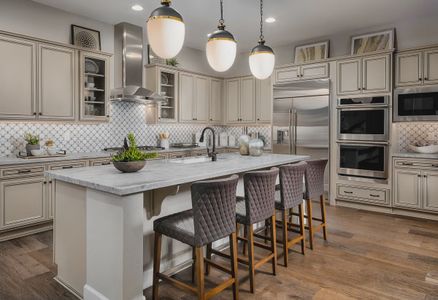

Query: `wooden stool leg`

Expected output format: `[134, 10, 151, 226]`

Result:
[320, 195, 328, 240]
[229, 232, 239, 300]
[205, 243, 212, 275]
[192, 247, 196, 283]
[306, 199, 314, 250]
[242, 225, 248, 256]
[270, 215, 277, 275]
[247, 224, 255, 293]
[195, 246, 205, 300]
[288, 208, 294, 223]
[282, 210, 288, 267]
[152, 232, 162, 300]
[298, 203, 306, 255]
[264, 219, 269, 244]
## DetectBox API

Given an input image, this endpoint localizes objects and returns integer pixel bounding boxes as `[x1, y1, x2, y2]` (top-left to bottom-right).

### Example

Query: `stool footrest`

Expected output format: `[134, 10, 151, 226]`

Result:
[157, 273, 196, 293]
[204, 258, 232, 275]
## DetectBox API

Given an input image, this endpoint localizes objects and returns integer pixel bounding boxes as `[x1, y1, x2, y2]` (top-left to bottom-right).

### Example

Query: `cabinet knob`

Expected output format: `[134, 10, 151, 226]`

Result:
[257, 118, 260, 121]
[363, 87, 366, 90]
[39, 112, 42, 116]
[296, 74, 300, 78]
[424, 77, 428, 81]
[33, 112, 37, 116]
[419, 78, 422, 81]
[417, 174, 421, 178]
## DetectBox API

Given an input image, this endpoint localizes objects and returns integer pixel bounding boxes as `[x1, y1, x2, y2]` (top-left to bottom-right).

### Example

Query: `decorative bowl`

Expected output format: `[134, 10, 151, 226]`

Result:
[47, 148, 59, 155]
[409, 144, 438, 154]
[113, 161, 146, 173]
[31, 149, 45, 156]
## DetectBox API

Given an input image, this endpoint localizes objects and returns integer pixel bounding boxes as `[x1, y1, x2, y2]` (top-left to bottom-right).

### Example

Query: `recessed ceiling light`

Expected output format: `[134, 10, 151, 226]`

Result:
[265, 17, 276, 23]
[131, 4, 144, 11]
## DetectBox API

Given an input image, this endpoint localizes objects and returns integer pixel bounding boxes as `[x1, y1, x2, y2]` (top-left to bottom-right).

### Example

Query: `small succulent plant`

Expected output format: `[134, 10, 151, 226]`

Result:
[112, 133, 157, 162]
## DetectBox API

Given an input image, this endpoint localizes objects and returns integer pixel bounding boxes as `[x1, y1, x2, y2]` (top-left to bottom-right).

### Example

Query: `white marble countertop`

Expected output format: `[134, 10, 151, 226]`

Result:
[46, 153, 308, 196]
[393, 152, 438, 160]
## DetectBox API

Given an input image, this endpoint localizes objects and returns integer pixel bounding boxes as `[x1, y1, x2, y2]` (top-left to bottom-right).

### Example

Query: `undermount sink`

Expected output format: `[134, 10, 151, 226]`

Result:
[170, 156, 216, 164]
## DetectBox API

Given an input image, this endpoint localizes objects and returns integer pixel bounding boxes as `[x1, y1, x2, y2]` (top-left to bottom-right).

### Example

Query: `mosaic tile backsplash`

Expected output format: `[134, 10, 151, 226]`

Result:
[0, 102, 271, 157]
[396, 122, 438, 151]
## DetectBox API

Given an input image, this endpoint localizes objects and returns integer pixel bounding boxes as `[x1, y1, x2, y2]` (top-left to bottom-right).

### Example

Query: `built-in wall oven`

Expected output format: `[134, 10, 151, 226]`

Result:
[394, 85, 438, 121]
[337, 96, 389, 141]
[337, 142, 389, 179]
[337, 96, 389, 180]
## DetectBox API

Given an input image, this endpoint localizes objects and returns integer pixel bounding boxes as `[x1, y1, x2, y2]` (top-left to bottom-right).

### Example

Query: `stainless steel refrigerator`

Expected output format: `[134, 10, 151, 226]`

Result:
[272, 79, 330, 188]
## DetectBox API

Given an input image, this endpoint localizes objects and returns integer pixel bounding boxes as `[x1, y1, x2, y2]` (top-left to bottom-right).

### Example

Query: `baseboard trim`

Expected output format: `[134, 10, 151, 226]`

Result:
[0, 222, 53, 242]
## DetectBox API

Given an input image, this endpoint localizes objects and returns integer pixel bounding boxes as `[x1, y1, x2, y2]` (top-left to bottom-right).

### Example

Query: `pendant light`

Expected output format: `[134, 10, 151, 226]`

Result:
[147, 0, 185, 59]
[206, 0, 237, 72]
[249, 0, 275, 80]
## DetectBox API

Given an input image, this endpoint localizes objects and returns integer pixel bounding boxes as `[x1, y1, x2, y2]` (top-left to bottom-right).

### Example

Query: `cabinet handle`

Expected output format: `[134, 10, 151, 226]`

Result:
[369, 194, 380, 198]
[33, 112, 37, 116]
[39, 112, 42, 116]
[432, 164, 438, 168]
[344, 191, 353, 194]
[419, 78, 422, 81]
[424, 175, 427, 178]
[424, 77, 428, 81]
[401, 162, 413, 166]
[417, 174, 421, 178]
[363, 87, 367, 90]
[62, 166, 74, 169]
[43, 181, 47, 184]
[49, 181, 53, 184]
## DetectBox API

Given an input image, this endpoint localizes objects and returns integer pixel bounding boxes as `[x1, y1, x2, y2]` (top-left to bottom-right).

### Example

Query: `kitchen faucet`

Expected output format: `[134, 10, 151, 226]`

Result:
[199, 127, 217, 161]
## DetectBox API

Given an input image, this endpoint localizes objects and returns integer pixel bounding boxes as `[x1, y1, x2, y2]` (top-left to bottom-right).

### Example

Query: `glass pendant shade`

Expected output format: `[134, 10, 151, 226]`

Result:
[249, 42, 275, 80]
[206, 30, 237, 72]
[147, 1, 185, 59]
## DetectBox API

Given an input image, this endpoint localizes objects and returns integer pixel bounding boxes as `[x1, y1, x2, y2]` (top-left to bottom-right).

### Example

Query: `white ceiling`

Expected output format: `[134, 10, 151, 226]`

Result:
[32, 0, 438, 51]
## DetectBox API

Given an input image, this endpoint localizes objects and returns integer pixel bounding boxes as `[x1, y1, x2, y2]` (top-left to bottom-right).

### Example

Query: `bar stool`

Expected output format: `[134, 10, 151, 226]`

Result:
[210, 168, 279, 294]
[152, 175, 239, 300]
[272, 162, 307, 267]
[303, 159, 328, 249]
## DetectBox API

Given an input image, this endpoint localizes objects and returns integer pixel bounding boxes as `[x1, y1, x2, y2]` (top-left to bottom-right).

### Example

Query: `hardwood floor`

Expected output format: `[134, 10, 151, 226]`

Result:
[1, 206, 438, 300]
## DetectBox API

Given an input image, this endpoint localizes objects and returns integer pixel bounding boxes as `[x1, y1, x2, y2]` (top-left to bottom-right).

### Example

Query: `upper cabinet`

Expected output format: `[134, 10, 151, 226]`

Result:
[39, 44, 76, 120]
[179, 73, 209, 123]
[396, 47, 438, 87]
[209, 78, 223, 124]
[79, 51, 110, 121]
[337, 54, 391, 95]
[255, 78, 272, 123]
[145, 66, 179, 123]
[225, 77, 256, 124]
[0, 34, 37, 119]
[275, 62, 328, 83]
[0, 32, 112, 122]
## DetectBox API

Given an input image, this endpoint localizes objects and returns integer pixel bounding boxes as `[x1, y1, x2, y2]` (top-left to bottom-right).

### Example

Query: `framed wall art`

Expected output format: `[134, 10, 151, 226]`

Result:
[294, 40, 329, 64]
[71, 25, 101, 50]
[351, 29, 395, 55]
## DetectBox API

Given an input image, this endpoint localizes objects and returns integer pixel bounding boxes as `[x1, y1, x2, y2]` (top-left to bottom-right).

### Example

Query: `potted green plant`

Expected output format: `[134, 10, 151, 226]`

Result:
[112, 133, 158, 173]
[24, 133, 41, 156]
[165, 58, 179, 67]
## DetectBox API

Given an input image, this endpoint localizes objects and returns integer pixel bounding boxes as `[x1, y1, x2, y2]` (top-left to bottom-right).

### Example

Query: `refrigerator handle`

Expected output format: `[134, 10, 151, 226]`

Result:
[289, 108, 293, 154]
[293, 109, 298, 154]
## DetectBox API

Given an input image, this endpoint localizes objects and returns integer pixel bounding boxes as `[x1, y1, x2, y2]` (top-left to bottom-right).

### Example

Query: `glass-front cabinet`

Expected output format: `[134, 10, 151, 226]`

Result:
[145, 65, 178, 122]
[79, 51, 111, 121]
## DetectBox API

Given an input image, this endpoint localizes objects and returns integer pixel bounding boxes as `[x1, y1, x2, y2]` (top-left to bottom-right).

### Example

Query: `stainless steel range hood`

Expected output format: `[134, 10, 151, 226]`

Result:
[111, 22, 164, 104]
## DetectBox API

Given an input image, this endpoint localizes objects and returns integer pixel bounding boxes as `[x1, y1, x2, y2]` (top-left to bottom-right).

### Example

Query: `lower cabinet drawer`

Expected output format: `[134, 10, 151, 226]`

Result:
[48, 161, 87, 170]
[337, 184, 389, 206]
[1, 165, 45, 179]
[90, 159, 112, 166]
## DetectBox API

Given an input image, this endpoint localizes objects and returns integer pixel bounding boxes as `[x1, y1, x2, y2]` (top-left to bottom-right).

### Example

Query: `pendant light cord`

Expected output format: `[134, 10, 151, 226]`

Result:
[218, 0, 225, 29]
[259, 0, 265, 43]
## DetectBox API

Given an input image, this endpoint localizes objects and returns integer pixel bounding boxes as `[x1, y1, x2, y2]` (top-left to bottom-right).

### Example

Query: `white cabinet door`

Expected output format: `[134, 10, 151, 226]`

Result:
[256, 78, 272, 123]
[194, 76, 209, 122]
[301, 63, 329, 80]
[423, 49, 438, 85]
[423, 171, 438, 212]
[337, 59, 361, 95]
[179, 72, 195, 122]
[209, 79, 222, 124]
[0, 35, 36, 119]
[275, 66, 300, 83]
[396, 52, 422, 87]
[226, 79, 240, 123]
[0, 177, 47, 229]
[394, 169, 422, 209]
[362, 54, 390, 93]
[240, 77, 255, 123]
[38, 44, 76, 120]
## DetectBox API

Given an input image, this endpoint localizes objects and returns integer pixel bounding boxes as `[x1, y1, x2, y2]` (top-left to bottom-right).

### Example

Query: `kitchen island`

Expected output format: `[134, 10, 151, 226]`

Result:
[46, 153, 308, 300]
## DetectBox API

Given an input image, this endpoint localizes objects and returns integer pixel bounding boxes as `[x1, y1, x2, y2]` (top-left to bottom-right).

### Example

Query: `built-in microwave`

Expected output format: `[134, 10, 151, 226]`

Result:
[338, 107, 389, 141]
[394, 85, 438, 121]
[337, 142, 389, 179]
[338, 96, 389, 107]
